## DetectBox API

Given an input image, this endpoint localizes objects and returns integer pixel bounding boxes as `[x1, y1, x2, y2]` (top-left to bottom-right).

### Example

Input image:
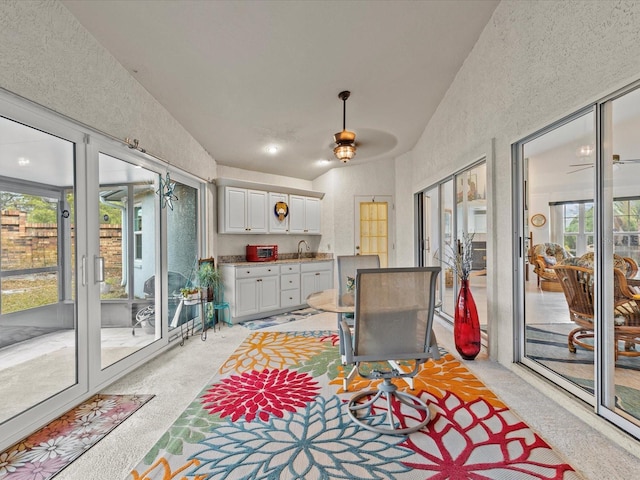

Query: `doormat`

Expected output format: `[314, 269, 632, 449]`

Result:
[239, 307, 320, 330]
[0, 393, 154, 479]
[128, 331, 581, 479]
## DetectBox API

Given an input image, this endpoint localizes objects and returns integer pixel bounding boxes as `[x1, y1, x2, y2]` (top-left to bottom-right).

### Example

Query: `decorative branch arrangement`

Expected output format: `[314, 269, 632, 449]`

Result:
[435, 232, 475, 280]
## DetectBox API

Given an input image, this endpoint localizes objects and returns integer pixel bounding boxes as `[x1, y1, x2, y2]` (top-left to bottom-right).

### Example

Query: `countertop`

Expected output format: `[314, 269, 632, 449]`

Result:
[218, 255, 333, 267]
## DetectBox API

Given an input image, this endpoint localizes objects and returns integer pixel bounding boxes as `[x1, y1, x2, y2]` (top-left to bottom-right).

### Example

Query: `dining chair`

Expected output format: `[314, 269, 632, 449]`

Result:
[340, 266, 441, 435]
[336, 255, 380, 354]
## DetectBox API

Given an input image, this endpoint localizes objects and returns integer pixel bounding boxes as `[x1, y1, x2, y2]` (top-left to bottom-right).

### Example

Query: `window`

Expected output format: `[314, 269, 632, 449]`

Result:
[613, 199, 640, 260]
[560, 202, 594, 256]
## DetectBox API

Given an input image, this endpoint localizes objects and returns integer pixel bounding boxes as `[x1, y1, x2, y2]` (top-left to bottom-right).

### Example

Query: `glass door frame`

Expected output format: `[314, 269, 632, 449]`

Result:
[512, 105, 598, 404]
[0, 88, 209, 452]
[86, 137, 190, 388]
[415, 158, 487, 329]
[0, 91, 90, 449]
[513, 84, 640, 439]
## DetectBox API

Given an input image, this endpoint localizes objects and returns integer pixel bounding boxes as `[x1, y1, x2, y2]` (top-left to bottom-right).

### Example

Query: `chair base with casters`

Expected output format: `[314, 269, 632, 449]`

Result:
[344, 356, 431, 435]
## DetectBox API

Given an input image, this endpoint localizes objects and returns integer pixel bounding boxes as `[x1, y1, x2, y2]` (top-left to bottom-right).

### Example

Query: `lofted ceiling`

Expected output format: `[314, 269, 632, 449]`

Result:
[61, 0, 499, 181]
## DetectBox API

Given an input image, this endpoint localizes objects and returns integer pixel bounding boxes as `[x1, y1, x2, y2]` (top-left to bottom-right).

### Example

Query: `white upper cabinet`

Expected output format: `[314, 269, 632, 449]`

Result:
[289, 195, 321, 235]
[220, 186, 268, 233]
[269, 192, 289, 233]
[217, 179, 323, 235]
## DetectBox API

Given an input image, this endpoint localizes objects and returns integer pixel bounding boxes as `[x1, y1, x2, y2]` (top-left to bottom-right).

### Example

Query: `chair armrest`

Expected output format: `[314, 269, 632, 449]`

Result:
[534, 255, 548, 270]
[340, 318, 354, 363]
[427, 329, 441, 361]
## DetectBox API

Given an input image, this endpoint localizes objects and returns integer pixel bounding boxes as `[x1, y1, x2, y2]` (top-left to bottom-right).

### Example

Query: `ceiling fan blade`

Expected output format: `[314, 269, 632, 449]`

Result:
[618, 158, 640, 163]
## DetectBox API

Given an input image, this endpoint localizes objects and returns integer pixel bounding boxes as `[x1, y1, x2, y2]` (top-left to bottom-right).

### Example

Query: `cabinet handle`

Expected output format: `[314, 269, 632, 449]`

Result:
[315, 272, 320, 276]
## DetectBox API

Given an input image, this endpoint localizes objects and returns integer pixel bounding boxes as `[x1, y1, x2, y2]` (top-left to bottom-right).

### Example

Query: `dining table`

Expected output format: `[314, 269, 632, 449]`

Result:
[306, 288, 355, 360]
[306, 288, 354, 314]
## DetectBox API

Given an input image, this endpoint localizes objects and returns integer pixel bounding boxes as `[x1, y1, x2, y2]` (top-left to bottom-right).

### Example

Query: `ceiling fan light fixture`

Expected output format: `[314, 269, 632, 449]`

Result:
[333, 143, 356, 163]
[333, 90, 356, 163]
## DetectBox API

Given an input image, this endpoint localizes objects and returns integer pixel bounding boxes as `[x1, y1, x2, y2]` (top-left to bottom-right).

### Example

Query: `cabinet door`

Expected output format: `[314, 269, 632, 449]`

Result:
[305, 197, 321, 234]
[247, 189, 268, 233]
[316, 269, 332, 291]
[269, 192, 289, 233]
[259, 275, 280, 311]
[225, 187, 248, 233]
[235, 277, 259, 317]
[288, 195, 306, 233]
[300, 271, 318, 302]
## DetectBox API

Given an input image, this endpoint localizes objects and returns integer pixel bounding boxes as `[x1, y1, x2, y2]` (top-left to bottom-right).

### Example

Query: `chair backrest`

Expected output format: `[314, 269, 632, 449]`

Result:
[553, 264, 595, 324]
[532, 243, 572, 266]
[337, 255, 380, 306]
[554, 263, 640, 326]
[352, 267, 440, 361]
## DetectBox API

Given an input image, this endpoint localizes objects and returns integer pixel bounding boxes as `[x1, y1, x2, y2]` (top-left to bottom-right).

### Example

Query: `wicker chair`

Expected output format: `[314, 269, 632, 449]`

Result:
[530, 243, 573, 291]
[571, 252, 638, 279]
[553, 264, 640, 359]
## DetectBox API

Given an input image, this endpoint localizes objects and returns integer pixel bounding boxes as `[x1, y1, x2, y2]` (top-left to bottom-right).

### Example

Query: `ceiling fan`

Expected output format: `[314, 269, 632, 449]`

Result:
[333, 90, 357, 163]
[567, 154, 640, 174]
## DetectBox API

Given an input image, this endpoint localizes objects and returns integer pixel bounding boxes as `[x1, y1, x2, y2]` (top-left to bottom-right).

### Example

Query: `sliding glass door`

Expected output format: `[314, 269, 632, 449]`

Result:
[0, 112, 85, 431]
[603, 87, 640, 429]
[0, 93, 204, 452]
[97, 152, 160, 369]
[417, 162, 488, 336]
[518, 108, 596, 401]
[516, 83, 640, 438]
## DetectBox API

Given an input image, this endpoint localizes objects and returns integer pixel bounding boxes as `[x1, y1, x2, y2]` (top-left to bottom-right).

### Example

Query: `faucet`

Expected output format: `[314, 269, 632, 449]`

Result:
[297, 240, 310, 259]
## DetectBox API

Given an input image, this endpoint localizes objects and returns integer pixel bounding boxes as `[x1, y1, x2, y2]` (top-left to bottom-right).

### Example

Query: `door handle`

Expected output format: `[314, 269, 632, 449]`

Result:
[94, 256, 105, 284]
[81, 255, 87, 287]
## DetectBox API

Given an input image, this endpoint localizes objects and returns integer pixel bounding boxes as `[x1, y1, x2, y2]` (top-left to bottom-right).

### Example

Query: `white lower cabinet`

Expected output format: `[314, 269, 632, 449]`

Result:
[300, 261, 333, 302]
[280, 263, 301, 308]
[221, 260, 333, 323]
[223, 265, 280, 319]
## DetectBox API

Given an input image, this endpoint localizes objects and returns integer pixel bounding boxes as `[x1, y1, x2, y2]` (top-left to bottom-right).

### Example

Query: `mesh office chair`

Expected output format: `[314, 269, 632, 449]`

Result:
[337, 255, 381, 389]
[340, 267, 441, 435]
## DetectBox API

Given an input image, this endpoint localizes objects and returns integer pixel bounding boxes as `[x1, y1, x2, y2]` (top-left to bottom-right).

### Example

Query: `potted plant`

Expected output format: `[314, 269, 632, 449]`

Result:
[180, 287, 200, 304]
[197, 262, 222, 303]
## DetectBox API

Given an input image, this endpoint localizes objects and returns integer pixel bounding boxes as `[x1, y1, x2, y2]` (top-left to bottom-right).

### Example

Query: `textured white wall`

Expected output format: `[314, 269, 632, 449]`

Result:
[313, 157, 396, 263]
[0, 0, 214, 179]
[395, 0, 640, 364]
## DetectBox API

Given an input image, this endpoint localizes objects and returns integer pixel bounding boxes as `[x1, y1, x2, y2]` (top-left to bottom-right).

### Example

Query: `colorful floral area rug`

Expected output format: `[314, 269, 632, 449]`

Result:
[0, 393, 153, 479]
[239, 307, 320, 330]
[129, 331, 581, 479]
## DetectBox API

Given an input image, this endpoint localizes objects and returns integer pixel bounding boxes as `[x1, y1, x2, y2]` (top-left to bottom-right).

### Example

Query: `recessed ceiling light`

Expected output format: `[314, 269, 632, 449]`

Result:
[18, 157, 30, 166]
[265, 145, 279, 155]
[317, 159, 331, 166]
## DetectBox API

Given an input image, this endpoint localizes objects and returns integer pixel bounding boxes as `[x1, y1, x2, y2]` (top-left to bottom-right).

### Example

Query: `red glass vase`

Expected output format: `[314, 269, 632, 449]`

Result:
[454, 279, 481, 360]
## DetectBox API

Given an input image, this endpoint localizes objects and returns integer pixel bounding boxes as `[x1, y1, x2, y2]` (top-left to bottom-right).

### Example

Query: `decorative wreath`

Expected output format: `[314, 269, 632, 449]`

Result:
[274, 201, 289, 221]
